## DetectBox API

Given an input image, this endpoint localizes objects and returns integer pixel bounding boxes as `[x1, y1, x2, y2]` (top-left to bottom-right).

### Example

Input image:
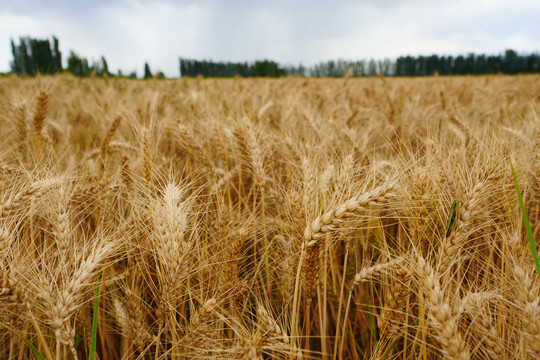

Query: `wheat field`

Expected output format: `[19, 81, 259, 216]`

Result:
[1, 74, 540, 359]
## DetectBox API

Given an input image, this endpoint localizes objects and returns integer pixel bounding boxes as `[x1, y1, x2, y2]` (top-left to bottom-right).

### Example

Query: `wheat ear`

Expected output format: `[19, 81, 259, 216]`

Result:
[302, 182, 396, 301]
[459, 291, 504, 360]
[37, 240, 116, 358]
[33, 91, 48, 136]
[415, 255, 470, 360]
[513, 264, 540, 357]
[438, 180, 485, 276]
[140, 127, 152, 183]
[378, 267, 411, 338]
[1, 178, 60, 217]
[154, 183, 192, 318]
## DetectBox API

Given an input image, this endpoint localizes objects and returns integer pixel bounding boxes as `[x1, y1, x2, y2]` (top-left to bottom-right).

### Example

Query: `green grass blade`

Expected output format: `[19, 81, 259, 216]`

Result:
[363, 298, 378, 343]
[0, 321, 46, 360]
[345, 326, 365, 358]
[89, 271, 102, 360]
[510, 161, 540, 279]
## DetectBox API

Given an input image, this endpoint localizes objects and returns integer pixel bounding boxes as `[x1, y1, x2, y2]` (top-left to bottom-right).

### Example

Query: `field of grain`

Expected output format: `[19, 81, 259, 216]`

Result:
[0, 74, 539, 359]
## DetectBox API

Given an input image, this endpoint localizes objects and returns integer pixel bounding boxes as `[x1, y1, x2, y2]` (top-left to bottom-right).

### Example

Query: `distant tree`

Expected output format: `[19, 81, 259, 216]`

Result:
[311, 60, 341, 77]
[52, 36, 62, 73]
[88, 56, 110, 77]
[66, 51, 90, 76]
[379, 59, 393, 76]
[326, 60, 337, 77]
[31, 38, 53, 73]
[440, 55, 453, 75]
[144, 62, 152, 79]
[503, 49, 519, 74]
[453, 55, 466, 75]
[20, 40, 32, 75]
[475, 54, 486, 74]
[462, 53, 473, 74]
[251, 60, 285, 77]
[424, 55, 438, 75]
[10, 36, 62, 75]
[100, 56, 109, 77]
[283, 63, 306, 76]
[525, 53, 540, 72]
[354, 60, 366, 76]
[10, 39, 26, 75]
[367, 59, 378, 76]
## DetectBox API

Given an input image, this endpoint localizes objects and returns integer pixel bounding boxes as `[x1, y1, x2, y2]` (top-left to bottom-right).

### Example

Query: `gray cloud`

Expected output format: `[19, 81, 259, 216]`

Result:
[1, 0, 122, 17]
[1, 0, 540, 77]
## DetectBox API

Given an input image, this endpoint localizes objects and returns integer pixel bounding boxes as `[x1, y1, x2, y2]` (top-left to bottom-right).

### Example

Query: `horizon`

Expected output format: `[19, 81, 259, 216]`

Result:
[5, 37, 539, 77]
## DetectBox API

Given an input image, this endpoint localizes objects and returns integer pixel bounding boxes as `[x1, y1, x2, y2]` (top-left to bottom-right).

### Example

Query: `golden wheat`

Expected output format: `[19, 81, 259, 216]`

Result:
[0, 74, 539, 359]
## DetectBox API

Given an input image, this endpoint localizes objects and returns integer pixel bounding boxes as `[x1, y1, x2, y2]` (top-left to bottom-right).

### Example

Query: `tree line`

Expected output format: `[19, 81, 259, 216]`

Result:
[10, 36, 162, 79]
[179, 59, 286, 77]
[181, 51, 540, 77]
[394, 50, 540, 76]
[8, 36, 540, 78]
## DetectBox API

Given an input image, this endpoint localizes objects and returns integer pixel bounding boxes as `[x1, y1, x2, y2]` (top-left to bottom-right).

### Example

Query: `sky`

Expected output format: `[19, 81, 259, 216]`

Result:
[1, 0, 540, 77]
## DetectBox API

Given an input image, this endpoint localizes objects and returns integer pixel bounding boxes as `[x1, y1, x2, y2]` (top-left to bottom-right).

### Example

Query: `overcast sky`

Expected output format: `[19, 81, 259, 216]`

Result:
[1, 0, 540, 77]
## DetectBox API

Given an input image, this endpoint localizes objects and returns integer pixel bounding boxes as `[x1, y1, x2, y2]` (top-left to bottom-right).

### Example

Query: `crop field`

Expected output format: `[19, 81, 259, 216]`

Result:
[1, 74, 540, 359]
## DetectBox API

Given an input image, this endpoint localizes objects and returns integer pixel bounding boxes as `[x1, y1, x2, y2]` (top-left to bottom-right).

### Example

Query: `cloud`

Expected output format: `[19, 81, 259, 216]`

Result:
[1, 0, 124, 17]
[1, 0, 540, 76]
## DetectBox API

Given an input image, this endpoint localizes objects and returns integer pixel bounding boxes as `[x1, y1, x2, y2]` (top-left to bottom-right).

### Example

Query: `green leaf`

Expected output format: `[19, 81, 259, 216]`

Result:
[0, 322, 46, 360]
[345, 326, 365, 359]
[510, 161, 540, 279]
[89, 271, 102, 360]
[363, 298, 378, 343]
